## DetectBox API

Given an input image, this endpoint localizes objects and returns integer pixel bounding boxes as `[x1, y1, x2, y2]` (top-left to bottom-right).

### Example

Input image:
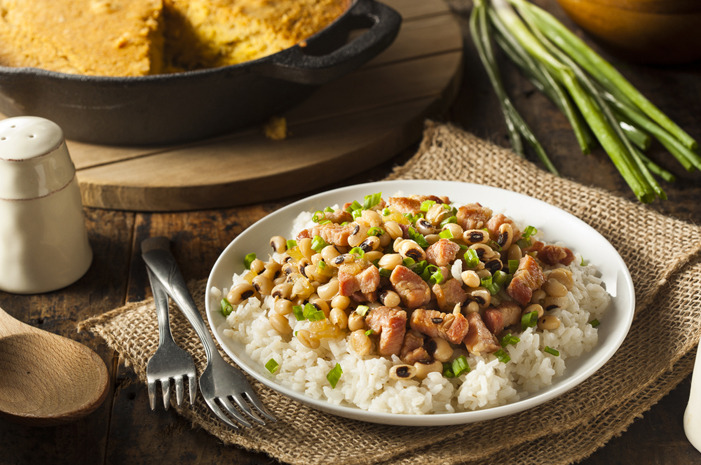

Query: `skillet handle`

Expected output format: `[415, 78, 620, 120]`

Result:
[258, 0, 401, 85]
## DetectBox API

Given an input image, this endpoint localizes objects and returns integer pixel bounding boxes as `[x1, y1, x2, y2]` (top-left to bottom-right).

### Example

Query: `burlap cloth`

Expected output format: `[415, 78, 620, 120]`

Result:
[79, 122, 701, 465]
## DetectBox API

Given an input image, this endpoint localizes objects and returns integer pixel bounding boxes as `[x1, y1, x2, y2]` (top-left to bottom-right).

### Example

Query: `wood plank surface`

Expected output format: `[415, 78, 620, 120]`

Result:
[0, 0, 700, 464]
[70, 0, 463, 211]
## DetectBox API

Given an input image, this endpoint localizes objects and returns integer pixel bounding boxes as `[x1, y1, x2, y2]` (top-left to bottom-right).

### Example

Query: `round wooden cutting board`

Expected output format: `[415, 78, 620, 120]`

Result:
[65, 0, 463, 211]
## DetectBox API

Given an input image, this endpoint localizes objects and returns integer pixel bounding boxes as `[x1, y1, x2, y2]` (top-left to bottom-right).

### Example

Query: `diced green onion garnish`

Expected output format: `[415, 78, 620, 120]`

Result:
[379, 267, 392, 278]
[590, 319, 600, 328]
[327, 363, 343, 388]
[442, 362, 455, 378]
[500, 333, 520, 347]
[367, 226, 384, 236]
[243, 252, 257, 269]
[522, 225, 537, 239]
[311, 235, 328, 252]
[292, 305, 305, 321]
[363, 192, 382, 210]
[493, 270, 510, 286]
[420, 200, 436, 212]
[349, 247, 365, 257]
[402, 257, 416, 267]
[346, 200, 362, 212]
[451, 355, 470, 376]
[581, 256, 587, 266]
[265, 358, 280, 374]
[495, 349, 511, 363]
[220, 298, 233, 317]
[324, 206, 334, 213]
[407, 227, 430, 248]
[312, 210, 325, 223]
[365, 329, 374, 336]
[429, 269, 444, 285]
[481, 275, 500, 295]
[318, 260, 327, 270]
[508, 259, 520, 274]
[286, 239, 297, 250]
[411, 260, 428, 275]
[355, 305, 370, 317]
[521, 310, 539, 330]
[464, 249, 480, 268]
[382, 207, 391, 216]
[439, 229, 454, 239]
[544, 346, 560, 356]
[351, 209, 363, 219]
[303, 303, 325, 321]
[439, 215, 458, 228]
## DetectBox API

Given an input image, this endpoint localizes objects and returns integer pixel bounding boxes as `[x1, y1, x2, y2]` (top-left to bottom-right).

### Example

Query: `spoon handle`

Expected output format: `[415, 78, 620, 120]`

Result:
[141, 237, 216, 361]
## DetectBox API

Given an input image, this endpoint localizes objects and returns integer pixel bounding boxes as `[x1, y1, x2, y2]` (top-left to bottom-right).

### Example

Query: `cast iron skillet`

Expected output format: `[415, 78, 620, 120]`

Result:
[0, 0, 401, 146]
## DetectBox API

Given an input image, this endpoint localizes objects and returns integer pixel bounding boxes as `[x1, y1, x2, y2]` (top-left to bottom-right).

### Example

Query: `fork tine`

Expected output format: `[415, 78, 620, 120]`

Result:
[229, 394, 265, 426]
[161, 379, 171, 410]
[174, 375, 185, 406]
[218, 397, 253, 428]
[147, 381, 157, 411]
[243, 391, 276, 422]
[188, 375, 197, 405]
[204, 397, 240, 429]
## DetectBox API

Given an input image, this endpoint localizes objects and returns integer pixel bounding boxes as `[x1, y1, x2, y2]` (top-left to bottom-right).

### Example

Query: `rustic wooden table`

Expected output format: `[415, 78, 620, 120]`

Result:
[1, 1, 699, 463]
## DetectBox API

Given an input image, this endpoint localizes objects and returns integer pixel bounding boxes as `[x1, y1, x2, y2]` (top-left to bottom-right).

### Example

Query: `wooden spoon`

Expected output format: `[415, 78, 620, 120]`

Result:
[0, 306, 109, 426]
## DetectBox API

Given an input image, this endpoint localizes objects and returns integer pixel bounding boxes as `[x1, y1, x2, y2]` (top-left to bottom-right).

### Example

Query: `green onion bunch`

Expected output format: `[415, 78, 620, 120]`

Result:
[470, 0, 700, 202]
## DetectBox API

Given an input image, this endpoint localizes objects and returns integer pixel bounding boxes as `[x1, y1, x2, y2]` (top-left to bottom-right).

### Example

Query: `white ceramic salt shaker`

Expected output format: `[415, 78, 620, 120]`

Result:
[685, 345, 701, 452]
[0, 116, 92, 294]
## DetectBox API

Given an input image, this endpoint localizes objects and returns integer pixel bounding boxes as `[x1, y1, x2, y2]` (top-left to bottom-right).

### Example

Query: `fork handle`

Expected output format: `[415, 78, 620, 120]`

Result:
[146, 267, 172, 347]
[142, 238, 217, 361]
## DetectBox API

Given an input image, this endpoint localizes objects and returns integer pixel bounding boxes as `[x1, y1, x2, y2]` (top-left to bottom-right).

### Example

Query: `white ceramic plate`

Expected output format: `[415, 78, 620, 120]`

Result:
[205, 180, 635, 426]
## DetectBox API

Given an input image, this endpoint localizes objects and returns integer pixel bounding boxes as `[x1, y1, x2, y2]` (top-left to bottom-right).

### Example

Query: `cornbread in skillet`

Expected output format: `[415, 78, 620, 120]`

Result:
[0, 0, 164, 76]
[163, 0, 350, 71]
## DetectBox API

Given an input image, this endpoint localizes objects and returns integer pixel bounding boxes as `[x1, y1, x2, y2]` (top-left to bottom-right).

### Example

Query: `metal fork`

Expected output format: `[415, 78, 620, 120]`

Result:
[141, 237, 275, 428]
[145, 267, 197, 410]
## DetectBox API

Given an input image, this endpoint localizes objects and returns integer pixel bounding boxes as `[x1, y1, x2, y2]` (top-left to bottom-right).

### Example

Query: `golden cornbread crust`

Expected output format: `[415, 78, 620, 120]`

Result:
[0, 0, 349, 77]
[0, 0, 164, 76]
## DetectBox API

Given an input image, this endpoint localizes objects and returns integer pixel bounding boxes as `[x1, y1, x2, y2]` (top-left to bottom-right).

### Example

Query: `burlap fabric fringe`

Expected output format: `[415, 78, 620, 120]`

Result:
[79, 122, 701, 465]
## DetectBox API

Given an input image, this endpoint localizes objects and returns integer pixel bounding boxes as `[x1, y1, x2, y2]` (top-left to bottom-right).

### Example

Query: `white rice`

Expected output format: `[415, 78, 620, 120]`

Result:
[217, 213, 611, 415]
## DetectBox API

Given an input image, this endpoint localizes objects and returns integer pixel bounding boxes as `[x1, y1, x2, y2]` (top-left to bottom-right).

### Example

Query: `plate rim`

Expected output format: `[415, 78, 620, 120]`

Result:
[205, 180, 635, 426]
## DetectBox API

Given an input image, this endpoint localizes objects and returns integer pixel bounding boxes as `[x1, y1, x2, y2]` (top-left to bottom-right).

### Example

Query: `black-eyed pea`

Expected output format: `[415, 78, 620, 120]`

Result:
[321, 245, 341, 264]
[227, 283, 257, 305]
[543, 295, 569, 311]
[463, 301, 480, 314]
[442, 222, 463, 239]
[361, 209, 382, 227]
[268, 312, 292, 335]
[530, 289, 546, 305]
[463, 229, 489, 245]
[359, 236, 381, 253]
[261, 261, 282, 280]
[317, 278, 339, 301]
[476, 269, 492, 279]
[416, 218, 435, 235]
[249, 258, 265, 275]
[347, 312, 366, 331]
[379, 289, 401, 308]
[397, 239, 426, 262]
[425, 234, 440, 245]
[543, 278, 569, 297]
[270, 235, 287, 253]
[430, 337, 453, 362]
[292, 277, 314, 299]
[364, 250, 383, 263]
[468, 287, 491, 308]
[461, 270, 480, 288]
[497, 222, 514, 250]
[384, 221, 403, 240]
[329, 307, 348, 329]
[271, 282, 293, 300]
[470, 243, 495, 260]
[309, 295, 330, 317]
[252, 274, 273, 296]
[274, 298, 293, 315]
[538, 314, 561, 330]
[348, 223, 368, 248]
[331, 294, 350, 311]
[379, 232, 392, 248]
[297, 329, 320, 349]
[389, 364, 417, 380]
[507, 243, 523, 262]
[524, 303, 544, 318]
[349, 329, 373, 356]
[413, 360, 443, 379]
[548, 268, 574, 290]
[378, 253, 403, 271]
[426, 204, 451, 226]
[297, 237, 313, 260]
